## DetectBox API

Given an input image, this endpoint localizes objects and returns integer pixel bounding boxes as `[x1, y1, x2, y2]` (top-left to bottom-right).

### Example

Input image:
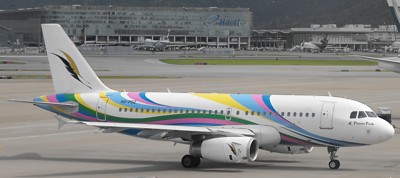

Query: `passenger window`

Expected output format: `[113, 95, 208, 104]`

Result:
[281, 112, 284, 116]
[305, 113, 309, 117]
[311, 113, 315, 117]
[169, 109, 172, 113]
[358, 111, 367, 118]
[293, 112, 297, 117]
[245, 111, 249, 115]
[180, 110, 183, 114]
[174, 109, 178, 113]
[130, 108, 133, 112]
[299, 113, 303, 117]
[209, 110, 212, 114]
[119, 108, 122, 112]
[257, 112, 260, 116]
[146, 109, 149, 113]
[236, 110, 240, 115]
[350, 111, 357, 119]
[152, 109, 155, 113]
[163, 109, 166, 113]
[186, 110, 189, 113]
[287, 112, 291, 117]
[124, 108, 127, 112]
[214, 110, 218, 114]
[135, 108, 138, 112]
[220, 110, 224, 114]
[263, 112, 266, 116]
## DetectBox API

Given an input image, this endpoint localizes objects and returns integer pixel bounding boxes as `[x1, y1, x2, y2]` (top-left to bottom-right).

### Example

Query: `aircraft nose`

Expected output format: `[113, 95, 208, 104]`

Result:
[377, 119, 395, 142]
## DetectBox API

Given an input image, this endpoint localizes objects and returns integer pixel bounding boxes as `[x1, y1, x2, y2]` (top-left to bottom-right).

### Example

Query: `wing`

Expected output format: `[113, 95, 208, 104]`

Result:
[352, 55, 400, 73]
[69, 120, 256, 143]
[352, 55, 400, 64]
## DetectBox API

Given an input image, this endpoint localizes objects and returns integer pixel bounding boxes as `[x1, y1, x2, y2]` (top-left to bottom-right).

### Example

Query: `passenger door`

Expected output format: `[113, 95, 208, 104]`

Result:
[96, 97, 109, 121]
[320, 103, 335, 129]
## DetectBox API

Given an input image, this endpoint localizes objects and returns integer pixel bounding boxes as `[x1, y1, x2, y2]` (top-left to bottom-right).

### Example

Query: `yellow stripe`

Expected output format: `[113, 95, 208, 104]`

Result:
[40, 95, 65, 113]
[193, 93, 249, 111]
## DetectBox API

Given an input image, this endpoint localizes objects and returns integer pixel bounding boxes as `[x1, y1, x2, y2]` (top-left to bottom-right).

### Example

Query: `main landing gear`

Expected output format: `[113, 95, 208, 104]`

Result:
[181, 155, 201, 168]
[327, 146, 340, 169]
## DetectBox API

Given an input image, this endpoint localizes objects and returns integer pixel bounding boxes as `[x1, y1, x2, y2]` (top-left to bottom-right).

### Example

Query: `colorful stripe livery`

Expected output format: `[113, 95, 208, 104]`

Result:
[34, 92, 367, 147]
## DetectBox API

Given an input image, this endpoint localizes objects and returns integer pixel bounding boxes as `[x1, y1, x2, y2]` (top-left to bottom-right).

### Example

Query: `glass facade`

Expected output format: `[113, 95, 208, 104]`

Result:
[40, 5, 253, 48]
[0, 9, 42, 46]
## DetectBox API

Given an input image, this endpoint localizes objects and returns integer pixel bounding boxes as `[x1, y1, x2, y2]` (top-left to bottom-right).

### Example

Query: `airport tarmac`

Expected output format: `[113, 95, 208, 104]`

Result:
[1, 53, 400, 177]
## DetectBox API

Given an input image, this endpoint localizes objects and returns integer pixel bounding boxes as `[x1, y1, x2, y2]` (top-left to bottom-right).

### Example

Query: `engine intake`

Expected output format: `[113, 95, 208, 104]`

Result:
[190, 137, 259, 163]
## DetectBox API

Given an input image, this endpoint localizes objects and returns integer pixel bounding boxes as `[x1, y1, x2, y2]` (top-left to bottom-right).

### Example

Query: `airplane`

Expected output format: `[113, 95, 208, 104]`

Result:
[10, 24, 395, 169]
[385, 41, 400, 53]
[300, 37, 329, 53]
[139, 29, 171, 51]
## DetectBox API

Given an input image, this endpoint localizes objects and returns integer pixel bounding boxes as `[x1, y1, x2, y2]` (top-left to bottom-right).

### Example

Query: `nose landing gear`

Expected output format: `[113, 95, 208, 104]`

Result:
[328, 146, 340, 169]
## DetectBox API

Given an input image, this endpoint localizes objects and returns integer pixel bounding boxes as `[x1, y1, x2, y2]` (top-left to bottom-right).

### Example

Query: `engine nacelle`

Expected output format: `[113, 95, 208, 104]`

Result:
[190, 137, 259, 163]
[265, 145, 313, 154]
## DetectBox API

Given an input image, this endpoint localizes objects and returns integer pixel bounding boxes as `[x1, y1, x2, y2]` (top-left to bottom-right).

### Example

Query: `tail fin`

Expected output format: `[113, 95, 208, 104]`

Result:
[388, 0, 400, 32]
[41, 24, 113, 93]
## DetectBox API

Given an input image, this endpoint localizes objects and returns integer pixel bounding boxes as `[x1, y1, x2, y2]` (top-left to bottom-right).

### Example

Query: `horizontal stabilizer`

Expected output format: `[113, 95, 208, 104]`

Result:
[8, 99, 78, 107]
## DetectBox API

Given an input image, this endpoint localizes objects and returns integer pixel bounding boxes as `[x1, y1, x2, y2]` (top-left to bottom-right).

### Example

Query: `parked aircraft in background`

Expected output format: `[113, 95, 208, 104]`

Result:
[300, 37, 329, 53]
[138, 29, 171, 51]
[11, 24, 395, 169]
[385, 41, 400, 53]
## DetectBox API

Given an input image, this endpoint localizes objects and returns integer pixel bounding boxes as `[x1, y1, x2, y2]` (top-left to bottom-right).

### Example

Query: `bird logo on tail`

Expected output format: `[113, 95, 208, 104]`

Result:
[52, 50, 92, 89]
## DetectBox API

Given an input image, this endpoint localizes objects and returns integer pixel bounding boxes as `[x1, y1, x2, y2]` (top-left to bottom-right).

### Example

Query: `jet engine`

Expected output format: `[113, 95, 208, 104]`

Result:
[265, 145, 313, 154]
[189, 137, 259, 163]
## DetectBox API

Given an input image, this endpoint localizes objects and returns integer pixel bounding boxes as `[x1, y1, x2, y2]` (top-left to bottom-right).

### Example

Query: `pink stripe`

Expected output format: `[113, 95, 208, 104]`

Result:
[281, 135, 310, 145]
[147, 118, 240, 125]
[253, 95, 291, 124]
[253, 95, 273, 113]
[47, 94, 59, 103]
[73, 113, 98, 121]
[127, 92, 155, 105]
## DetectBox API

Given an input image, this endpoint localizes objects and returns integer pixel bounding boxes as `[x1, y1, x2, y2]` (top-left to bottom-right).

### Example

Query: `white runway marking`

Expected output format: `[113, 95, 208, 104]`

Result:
[0, 124, 56, 130]
[0, 130, 97, 141]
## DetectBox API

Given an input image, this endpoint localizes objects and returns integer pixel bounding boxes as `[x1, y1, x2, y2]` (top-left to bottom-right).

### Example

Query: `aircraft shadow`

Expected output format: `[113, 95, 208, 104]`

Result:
[0, 152, 357, 177]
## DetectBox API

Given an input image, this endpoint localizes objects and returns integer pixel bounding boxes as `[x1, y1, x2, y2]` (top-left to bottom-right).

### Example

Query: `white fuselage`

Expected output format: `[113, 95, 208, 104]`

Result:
[36, 92, 394, 148]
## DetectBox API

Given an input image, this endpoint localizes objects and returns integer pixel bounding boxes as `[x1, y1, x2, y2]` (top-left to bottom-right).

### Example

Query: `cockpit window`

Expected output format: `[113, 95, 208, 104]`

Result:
[358, 111, 367, 118]
[366, 111, 377, 118]
[350, 111, 357, 119]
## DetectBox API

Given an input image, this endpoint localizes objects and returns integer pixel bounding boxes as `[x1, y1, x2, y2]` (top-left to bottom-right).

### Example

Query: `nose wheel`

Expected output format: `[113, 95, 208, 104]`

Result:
[327, 146, 340, 169]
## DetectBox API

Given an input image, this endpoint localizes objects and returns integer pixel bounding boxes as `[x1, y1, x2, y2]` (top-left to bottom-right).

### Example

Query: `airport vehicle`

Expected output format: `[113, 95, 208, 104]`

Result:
[12, 24, 394, 169]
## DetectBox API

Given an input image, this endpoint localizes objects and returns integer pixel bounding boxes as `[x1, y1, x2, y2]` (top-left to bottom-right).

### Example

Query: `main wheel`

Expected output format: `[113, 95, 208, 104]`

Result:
[181, 155, 201, 168]
[329, 160, 340, 169]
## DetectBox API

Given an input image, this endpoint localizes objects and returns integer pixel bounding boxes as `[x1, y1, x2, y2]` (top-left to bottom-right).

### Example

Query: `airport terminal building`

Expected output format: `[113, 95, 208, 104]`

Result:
[0, 5, 253, 49]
